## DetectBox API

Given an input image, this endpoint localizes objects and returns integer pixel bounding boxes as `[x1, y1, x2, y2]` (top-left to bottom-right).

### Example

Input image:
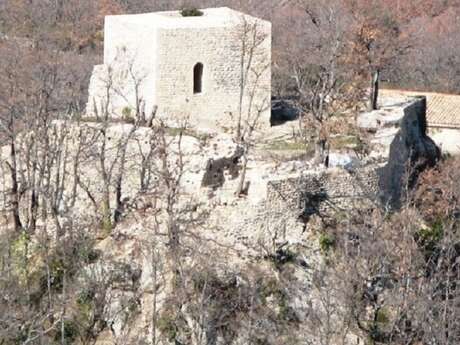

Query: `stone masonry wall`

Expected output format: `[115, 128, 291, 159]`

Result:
[266, 167, 380, 221]
[156, 17, 271, 129]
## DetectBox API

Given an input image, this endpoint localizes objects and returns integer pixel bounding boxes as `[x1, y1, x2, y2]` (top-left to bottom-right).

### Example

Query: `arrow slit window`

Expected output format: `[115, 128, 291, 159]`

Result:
[193, 63, 203, 94]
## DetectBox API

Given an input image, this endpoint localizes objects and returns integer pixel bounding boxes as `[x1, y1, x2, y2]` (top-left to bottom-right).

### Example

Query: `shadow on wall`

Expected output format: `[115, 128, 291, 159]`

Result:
[298, 188, 328, 224]
[377, 96, 441, 209]
[201, 147, 244, 189]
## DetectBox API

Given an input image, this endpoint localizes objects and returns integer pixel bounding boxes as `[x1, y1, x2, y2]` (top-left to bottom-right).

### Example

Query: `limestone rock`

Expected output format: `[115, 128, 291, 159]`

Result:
[328, 152, 360, 170]
[377, 97, 441, 208]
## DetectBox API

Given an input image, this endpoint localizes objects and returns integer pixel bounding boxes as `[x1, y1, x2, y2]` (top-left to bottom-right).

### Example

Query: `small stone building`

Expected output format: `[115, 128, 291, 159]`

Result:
[86, 7, 271, 129]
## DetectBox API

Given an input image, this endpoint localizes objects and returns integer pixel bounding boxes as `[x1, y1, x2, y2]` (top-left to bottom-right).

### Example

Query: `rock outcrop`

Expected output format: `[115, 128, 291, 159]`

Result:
[358, 95, 441, 208]
[376, 97, 441, 208]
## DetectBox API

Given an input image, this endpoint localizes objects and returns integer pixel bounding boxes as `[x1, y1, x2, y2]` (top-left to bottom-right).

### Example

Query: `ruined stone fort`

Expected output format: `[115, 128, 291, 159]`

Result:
[83, 7, 441, 221]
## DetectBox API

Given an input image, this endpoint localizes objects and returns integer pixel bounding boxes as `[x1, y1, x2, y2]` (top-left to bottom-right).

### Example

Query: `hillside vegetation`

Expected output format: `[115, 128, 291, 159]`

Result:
[0, 1, 459, 345]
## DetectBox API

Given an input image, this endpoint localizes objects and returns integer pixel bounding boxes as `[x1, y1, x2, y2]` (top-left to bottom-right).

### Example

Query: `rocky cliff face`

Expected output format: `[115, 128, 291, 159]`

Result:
[377, 97, 441, 208]
[358, 95, 441, 208]
[0, 95, 443, 345]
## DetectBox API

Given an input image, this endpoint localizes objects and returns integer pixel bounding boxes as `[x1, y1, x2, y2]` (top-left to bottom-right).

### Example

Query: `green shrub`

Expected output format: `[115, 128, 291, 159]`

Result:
[417, 221, 443, 244]
[77, 287, 95, 306]
[93, 30, 104, 42]
[39, 257, 66, 292]
[266, 140, 309, 151]
[122, 106, 135, 124]
[10, 231, 31, 284]
[319, 233, 336, 253]
[165, 126, 211, 142]
[158, 309, 178, 342]
[258, 277, 282, 304]
[330, 135, 362, 150]
[278, 299, 298, 322]
[366, 308, 391, 343]
[256, 277, 298, 322]
[376, 308, 390, 325]
[416, 221, 444, 255]
[180, 7, 204, 17]
[127, 297, 140, 314]
[53, 320, 79, 344]
[99, 201, 113, 236]
[11, 230, 30, 255]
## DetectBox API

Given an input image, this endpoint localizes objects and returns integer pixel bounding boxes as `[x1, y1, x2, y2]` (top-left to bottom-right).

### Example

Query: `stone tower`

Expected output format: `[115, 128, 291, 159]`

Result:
[86, 7, 271, 130]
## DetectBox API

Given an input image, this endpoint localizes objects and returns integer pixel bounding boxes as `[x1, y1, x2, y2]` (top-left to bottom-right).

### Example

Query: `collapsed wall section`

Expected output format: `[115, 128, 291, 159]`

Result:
[267, 96, 441, 220]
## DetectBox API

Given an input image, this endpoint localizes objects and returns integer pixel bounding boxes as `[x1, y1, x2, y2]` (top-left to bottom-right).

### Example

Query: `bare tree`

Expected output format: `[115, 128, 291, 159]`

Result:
[233, 15, 271, 196]
[347, 0, 412, 110]
[290, 0, 365, 166]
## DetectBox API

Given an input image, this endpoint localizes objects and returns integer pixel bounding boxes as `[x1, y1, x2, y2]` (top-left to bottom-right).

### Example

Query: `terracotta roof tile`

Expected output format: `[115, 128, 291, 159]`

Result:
[381, 90, 460, 128]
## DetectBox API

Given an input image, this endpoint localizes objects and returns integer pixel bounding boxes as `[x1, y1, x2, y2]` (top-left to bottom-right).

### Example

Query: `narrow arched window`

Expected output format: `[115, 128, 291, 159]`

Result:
[193, 63, 203, 94]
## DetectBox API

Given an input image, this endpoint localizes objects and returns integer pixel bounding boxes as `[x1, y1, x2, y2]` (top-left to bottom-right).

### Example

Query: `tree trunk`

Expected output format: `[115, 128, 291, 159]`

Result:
[9, 141, 22, 232]
[314, 126, 329, 167]
[29, 189, 38, 234]
[314, 139, 329, 167]
[369, 69, 380, 111]
[235, 148, 248, 196]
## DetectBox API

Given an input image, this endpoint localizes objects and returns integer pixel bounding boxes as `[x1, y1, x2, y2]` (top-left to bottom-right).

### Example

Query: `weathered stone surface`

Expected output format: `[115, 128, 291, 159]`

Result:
[358, 106, 405, 131]
[201, 147, 243, 188]
[358, 95, 425, 155]
[377, 97, 441, 208]
[356, 95, 441, 208]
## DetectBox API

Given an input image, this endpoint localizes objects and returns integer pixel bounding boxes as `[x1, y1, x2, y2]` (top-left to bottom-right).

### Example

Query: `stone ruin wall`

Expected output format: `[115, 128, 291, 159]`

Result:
[216, 167, 381, 250]
[266, 167, 381, 221]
